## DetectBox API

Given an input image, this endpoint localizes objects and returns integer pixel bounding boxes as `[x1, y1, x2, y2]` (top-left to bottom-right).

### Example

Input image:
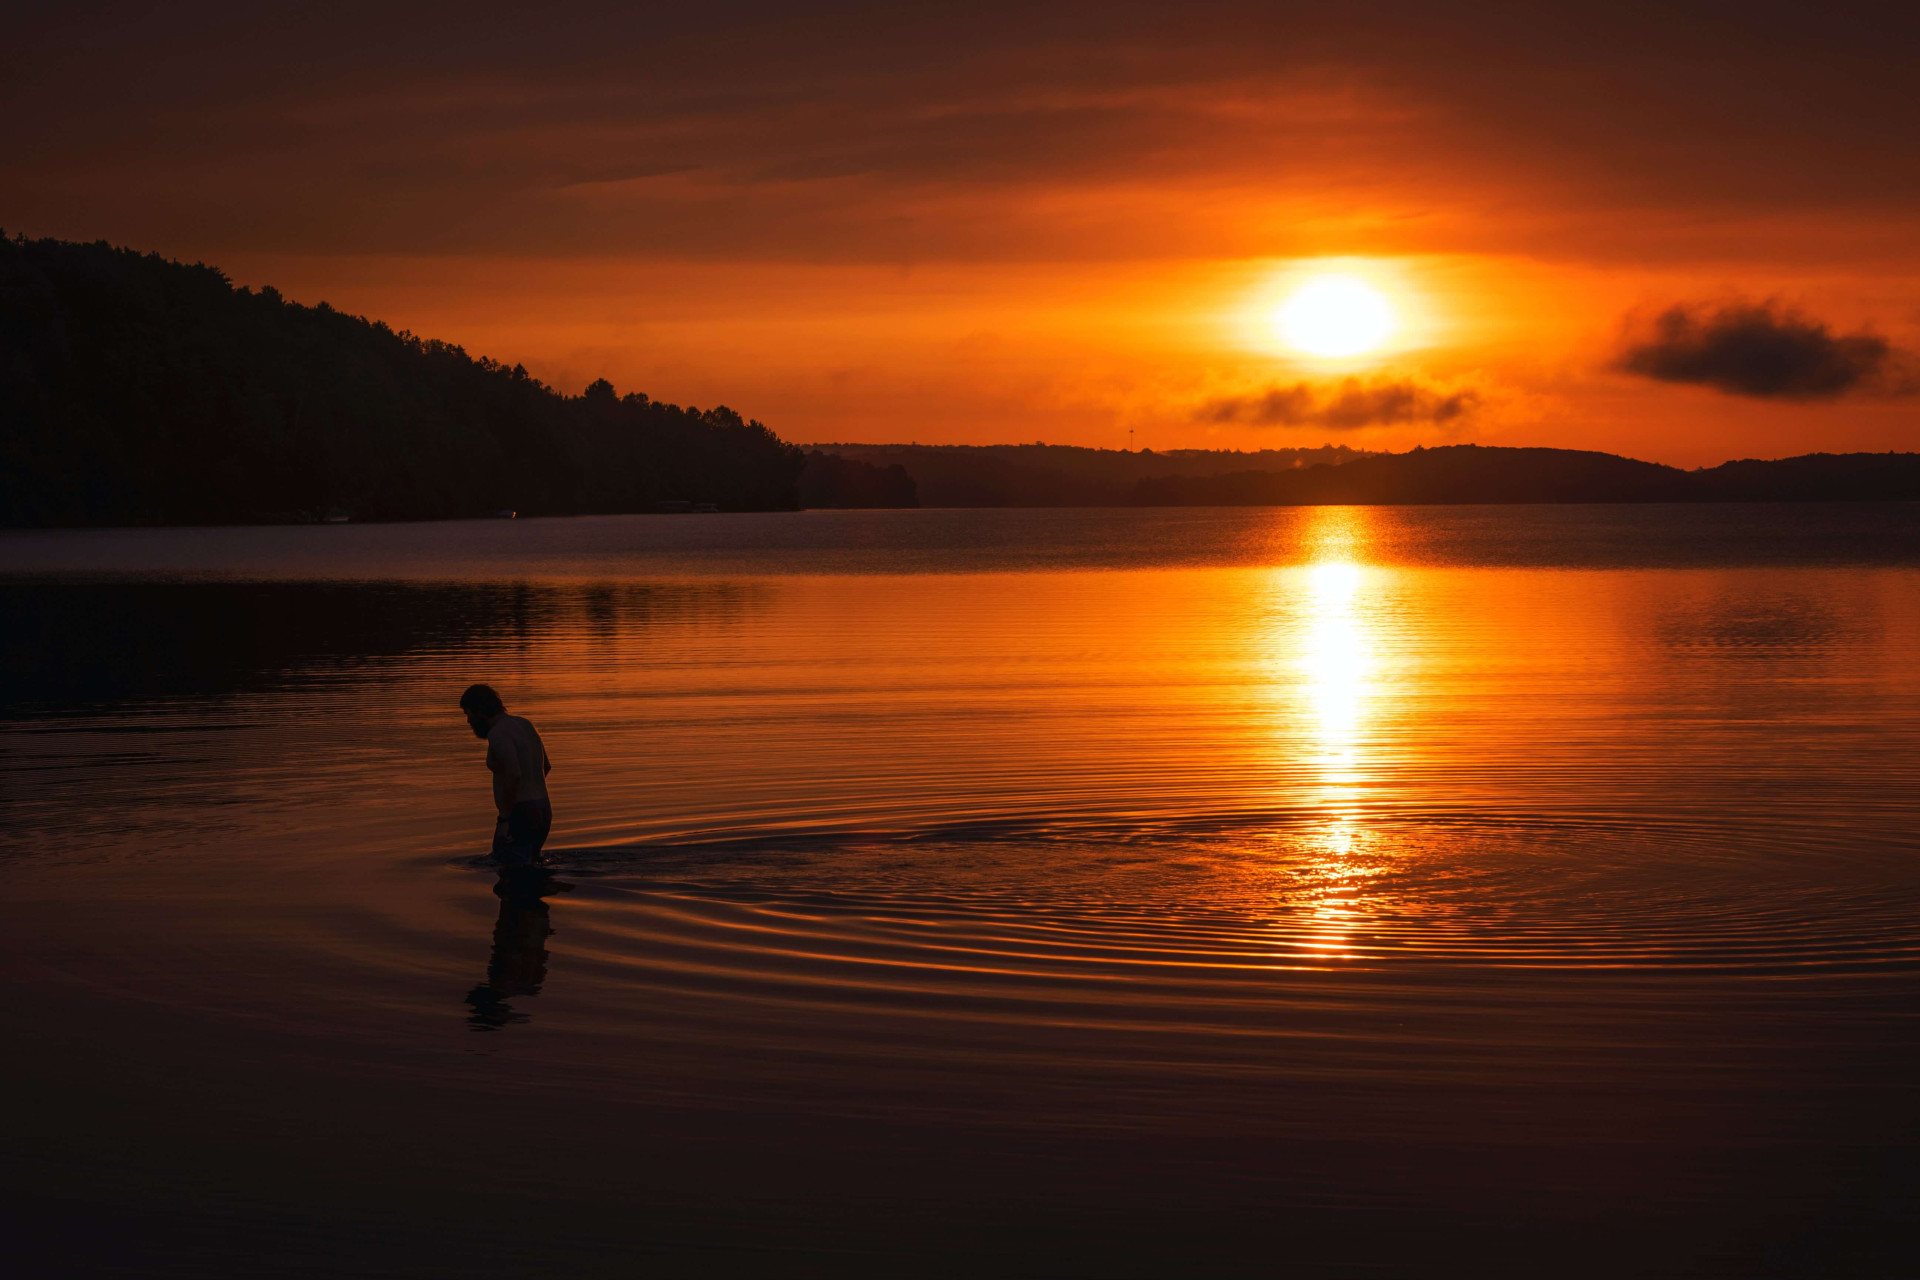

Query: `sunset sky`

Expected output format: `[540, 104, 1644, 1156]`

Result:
[9, 0, 1919, 465]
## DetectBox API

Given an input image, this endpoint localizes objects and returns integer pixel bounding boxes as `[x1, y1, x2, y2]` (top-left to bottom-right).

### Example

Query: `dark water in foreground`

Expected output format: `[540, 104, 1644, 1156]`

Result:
[5, 505, 1920, 1277]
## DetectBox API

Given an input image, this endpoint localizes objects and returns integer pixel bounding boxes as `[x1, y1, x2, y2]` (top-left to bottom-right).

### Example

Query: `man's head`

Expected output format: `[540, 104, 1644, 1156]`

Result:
[459, 683, 506, 738]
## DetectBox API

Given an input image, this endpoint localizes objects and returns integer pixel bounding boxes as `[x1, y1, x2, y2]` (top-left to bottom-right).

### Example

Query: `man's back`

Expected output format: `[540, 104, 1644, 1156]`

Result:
[487, 714, 550, 803]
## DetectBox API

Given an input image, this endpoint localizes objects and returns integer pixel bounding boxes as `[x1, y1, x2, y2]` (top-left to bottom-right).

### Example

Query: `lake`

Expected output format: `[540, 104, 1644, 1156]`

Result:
[5, 504, 1920, 1277]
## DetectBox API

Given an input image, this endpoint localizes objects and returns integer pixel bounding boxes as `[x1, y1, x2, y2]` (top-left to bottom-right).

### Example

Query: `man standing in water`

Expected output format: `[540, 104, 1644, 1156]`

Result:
[459, 684, 554, 866]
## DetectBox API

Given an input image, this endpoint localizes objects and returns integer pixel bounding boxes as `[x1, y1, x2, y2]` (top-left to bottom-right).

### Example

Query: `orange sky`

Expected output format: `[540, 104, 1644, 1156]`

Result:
[8, 1, 1919, 465]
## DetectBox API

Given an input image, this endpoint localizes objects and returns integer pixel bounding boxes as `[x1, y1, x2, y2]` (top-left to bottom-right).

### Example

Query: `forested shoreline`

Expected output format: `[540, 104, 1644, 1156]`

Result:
[0, 235, 805, 525]
[6, 236, 1917, 528]
[816, 441, 1366, 507]
[1130, 445, 1920, 506]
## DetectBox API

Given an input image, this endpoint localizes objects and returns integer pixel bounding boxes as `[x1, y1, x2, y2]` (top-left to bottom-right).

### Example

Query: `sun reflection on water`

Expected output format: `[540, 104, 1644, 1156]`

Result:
[1304, 560, 1369, 779]
[1278, 508, 1386, 959]
[1299, 509, 1375, 800]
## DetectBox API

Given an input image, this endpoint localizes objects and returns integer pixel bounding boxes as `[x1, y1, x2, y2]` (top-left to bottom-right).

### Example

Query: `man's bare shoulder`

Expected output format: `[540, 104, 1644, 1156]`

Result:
[484, 716, 519, 765]
[487, 714, 545, 755]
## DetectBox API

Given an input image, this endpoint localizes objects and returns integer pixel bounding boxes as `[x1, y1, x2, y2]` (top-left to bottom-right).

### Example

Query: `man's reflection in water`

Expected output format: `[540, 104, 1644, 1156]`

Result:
[466, 867, 571, 1030]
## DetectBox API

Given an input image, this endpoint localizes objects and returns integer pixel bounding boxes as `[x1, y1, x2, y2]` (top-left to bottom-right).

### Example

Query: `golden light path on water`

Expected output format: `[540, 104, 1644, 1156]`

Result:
[1269, 506, 1383, 959]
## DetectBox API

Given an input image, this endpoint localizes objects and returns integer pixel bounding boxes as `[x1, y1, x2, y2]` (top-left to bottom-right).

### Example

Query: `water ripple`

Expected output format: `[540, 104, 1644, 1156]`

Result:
[518, 812, 1920, 1000]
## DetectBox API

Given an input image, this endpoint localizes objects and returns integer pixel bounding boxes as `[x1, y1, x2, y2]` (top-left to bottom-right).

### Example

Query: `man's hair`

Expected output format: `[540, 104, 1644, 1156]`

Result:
[459, 683, 506, 717]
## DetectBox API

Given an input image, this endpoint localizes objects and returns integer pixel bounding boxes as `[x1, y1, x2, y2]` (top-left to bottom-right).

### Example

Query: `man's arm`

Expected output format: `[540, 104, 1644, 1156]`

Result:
[486, 741, 521, 817]
[492, 766, 520, 816]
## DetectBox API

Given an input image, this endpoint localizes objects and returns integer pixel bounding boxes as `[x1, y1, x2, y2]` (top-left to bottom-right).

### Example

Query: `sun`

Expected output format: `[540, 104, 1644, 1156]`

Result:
[1275, 276, 1395, 358]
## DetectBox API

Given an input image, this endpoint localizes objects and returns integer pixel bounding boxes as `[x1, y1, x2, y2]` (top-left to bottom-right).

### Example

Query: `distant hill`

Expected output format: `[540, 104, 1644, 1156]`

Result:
[1131, 445, 1920, 506]
[810, 442, 1920, 509]
[813, 442, 1368, 507]
[797, 450, 919, 508]
[0, 234, 804, 525]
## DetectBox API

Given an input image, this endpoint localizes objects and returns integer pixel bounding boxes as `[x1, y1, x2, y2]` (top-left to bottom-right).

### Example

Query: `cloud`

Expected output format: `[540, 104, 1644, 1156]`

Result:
[1198, 376, 1480, 428]
[1617, 301, 1912, 400]
[9, 3, 1920, 265]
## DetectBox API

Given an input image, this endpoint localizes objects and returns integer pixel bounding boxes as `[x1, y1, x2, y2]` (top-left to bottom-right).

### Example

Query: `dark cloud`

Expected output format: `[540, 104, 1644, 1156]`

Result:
[1200, 376, 1480, 429]
[1617, 301, 1912, 400]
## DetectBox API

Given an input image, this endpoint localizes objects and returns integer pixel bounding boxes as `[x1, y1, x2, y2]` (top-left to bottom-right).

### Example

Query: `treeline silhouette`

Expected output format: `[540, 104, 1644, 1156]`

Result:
[818, 442, 1366, 507]
[0, 235, 805, 525]
[797, 450, 919, 508]
[1132, 445, 1920, 506]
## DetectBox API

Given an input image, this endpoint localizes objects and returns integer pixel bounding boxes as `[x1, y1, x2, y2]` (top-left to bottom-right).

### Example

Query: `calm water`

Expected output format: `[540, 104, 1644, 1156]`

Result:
[6, 505, 1920, 1277]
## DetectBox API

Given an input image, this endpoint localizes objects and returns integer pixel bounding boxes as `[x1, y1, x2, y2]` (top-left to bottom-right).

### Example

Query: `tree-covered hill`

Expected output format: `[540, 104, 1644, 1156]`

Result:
[0, 235, 805, 525]
[1131, 444, 1920, 506]
[816, 441, 1367, 506]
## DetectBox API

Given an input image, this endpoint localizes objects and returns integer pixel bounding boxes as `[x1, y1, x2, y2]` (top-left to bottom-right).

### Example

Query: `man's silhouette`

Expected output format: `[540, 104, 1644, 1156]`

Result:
[459, 683, 554, 866]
